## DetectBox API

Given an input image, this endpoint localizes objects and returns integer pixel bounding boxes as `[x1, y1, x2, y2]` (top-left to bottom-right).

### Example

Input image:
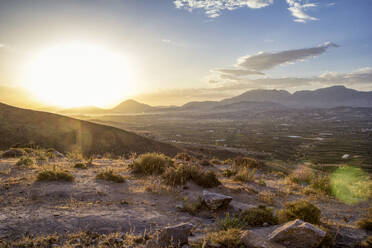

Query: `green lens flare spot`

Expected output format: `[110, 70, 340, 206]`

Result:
[330, 166, 371, 204]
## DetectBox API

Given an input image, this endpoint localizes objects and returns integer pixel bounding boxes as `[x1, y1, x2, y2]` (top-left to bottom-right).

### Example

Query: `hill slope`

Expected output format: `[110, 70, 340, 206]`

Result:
[0, 103, 179, 156]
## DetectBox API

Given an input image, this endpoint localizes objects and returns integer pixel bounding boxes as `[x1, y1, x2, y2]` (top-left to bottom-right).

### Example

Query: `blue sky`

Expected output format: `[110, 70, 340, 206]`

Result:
[0, 0, 371, 105]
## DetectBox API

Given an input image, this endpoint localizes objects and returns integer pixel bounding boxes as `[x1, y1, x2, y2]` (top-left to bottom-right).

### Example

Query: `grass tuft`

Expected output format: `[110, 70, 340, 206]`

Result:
[130, 153, 172, 175]
[241, 205, 278, 227]
[96, 169, 125, 183]
[37, 169, 74, 182]
[207, 228, 242, 248]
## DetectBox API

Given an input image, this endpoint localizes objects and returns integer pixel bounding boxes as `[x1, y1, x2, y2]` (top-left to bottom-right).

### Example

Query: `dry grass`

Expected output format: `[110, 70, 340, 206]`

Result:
[130, 153, 172, 175]
[96, 169, 125, 183]
[258, 191, 276, 205]
[233, 168, 256, 182]
[207, 228, 242, 248]
[16, 156, 34, 167]
[37, 169, 74, 182]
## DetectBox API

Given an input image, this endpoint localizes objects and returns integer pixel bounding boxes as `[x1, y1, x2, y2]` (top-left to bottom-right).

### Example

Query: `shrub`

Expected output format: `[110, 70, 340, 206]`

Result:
[218, 213, 245, 230]
[232, 157, 262, 170]
[1, 148, 26, 158]
[223, 169, 235, 178]
[241, 206, 278, 227]
[96, 169, 125, 183]
[179, 197, 205, 216]
[37, 169, 74, 182]
[207, 228, 242, 248]
[311, 175, 331, 194]
[356, 206, 372, 230]
[200, 159, 212, 166]
[174, 152, 192, 161]
[288, 165, 314, 185]
[74, 162, 88, 169]
[162, 164, 220, 188]
[234, 168, 256, 182]
[130, 153, 172, 175]
[16, 156, 34, 167]
[258, 191, 276, 205]
[278, 200, 321, 224]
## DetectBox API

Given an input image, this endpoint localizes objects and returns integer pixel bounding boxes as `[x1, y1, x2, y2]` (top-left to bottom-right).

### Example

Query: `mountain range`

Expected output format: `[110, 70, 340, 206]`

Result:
[59, 85, 372, 115]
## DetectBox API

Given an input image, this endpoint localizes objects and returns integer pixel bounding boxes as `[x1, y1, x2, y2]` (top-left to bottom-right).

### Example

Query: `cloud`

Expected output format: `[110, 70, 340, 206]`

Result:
[318, 67, 372, 85]
[174, 0, 274, 18]
[0, 44, 4, 48]
[286, 0, 318, 23]
[214, 68, 264, 76]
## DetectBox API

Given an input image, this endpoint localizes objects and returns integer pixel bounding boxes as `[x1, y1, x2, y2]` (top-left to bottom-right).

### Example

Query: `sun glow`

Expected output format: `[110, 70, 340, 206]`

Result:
[24, 43, 134, 108]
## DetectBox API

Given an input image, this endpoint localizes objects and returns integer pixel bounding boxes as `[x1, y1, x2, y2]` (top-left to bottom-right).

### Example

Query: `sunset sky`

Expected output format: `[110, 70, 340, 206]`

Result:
[0, 0, 371, 107]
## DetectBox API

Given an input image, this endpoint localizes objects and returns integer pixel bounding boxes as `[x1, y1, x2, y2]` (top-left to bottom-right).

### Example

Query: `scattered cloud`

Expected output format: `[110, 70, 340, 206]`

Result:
[174, 0, 320, 22]
[286, 0, 318, 23]
[174, 0, 274, 18]
[212, 42, 339, 80]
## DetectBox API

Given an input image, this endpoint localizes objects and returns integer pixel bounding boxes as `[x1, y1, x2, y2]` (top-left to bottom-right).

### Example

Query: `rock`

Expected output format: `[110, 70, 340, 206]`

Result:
[268, 219, 326, 248]
[241, 230, 285, 248]
[230, 201, 256, 213]
[203, 190, 232, 210]
[328, 225, 368, 248]
[157, 222, 194, 247]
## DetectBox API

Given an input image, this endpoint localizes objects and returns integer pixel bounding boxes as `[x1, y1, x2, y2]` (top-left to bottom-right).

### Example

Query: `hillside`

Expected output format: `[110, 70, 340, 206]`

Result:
[0, 102, 179, 156]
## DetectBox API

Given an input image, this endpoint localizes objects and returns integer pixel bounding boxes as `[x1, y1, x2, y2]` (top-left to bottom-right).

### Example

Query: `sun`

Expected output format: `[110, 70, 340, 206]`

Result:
[24, 43, 134, 108]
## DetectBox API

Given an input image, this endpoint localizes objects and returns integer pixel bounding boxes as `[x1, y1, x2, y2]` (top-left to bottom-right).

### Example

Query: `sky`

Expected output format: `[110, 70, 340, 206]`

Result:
[0, 0, 371, 107]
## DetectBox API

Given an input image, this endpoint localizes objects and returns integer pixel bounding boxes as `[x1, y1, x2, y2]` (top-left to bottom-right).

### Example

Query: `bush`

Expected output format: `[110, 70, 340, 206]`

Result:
[288, 165, 314, 185]
[241, 206, 278, 227]
[223, 169, 235, 178]
[278, 200, 321, 224]
[16, 156, 34, 167]
[207, 228, 242, 248]
[258, 191, 276, 205]
[162, 164, 220, 188]
[37, 169, 74, 182]
[311, 175, 331, 194]
[179, 197, 205, 216]
[74, 162, 88, 169]
[174, 152, 192, 161]
[130, 153, 172, 175]
[357, 206, 372, 230]
[96, 169, 125, 183]
[232, 157, 262, 170]
[218, 213, 245, 230]
[234, 168, 256, 182]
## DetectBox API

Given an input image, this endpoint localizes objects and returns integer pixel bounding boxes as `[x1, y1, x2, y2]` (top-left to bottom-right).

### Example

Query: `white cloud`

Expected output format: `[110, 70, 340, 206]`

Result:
[0, 44, 4, 48]
[174, 0, 274, 18]
[286, 0, 318, 23]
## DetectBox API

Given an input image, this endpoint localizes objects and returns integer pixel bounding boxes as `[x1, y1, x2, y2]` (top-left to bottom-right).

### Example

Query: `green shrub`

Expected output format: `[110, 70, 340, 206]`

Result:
[207, 228, 242, 248]
[278, 200, 321, 224]
[74, 162, 88, 169]
[37, 169, 74, 182]
[241, 206, 278, 227]
[130, 153, 172, 175]
[233, 168, 256, 182]
[218, 213, 245, 230]
[96, 169, 125, 183]
[16, 156, 34, 167]
[162, 164, 220, 188]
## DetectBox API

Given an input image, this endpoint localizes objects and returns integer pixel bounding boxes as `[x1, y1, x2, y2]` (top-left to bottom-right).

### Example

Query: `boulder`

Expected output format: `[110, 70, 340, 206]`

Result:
[329, 225, 368, 248]
[268, 219, 326, 248]
[203, 190, 232, 210]
[241, 230, 285, 248]
[156, 222, 194, 247]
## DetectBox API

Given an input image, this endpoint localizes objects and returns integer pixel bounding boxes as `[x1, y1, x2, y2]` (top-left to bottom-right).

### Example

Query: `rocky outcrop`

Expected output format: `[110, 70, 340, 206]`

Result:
[241, 230, 285, 248]
[202, 190, 232, 210]
[268, 219, 326, 248]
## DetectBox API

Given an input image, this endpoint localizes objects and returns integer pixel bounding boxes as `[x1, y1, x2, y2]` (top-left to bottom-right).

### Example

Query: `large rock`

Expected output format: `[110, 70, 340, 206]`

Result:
[268, 219, 326, 248]
[328, 225, 368, 248]
[241, 230, 285, 248]
[156, 222, 194, 247]
[203, 190, 232, 210]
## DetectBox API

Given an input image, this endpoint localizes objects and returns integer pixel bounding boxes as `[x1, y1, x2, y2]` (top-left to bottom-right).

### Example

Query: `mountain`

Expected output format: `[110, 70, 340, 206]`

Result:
[112, 99, 153, 113]
[221, 86, 372, 108]
[59, 106, 106, 115]
[0, 102, 179, 156]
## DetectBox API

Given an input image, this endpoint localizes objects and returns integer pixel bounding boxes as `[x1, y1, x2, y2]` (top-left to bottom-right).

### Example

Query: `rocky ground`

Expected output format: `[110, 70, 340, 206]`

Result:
[0, 151, 370, 247]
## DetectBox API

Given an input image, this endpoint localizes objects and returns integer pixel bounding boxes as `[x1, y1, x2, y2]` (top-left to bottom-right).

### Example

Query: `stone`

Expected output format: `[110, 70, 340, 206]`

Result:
[230, 201, 256, 213]
[268, 219, 326, 248]
[240, 230, 285, 248]
[157, 222, 194, 247]
[202, 190, 232, 210]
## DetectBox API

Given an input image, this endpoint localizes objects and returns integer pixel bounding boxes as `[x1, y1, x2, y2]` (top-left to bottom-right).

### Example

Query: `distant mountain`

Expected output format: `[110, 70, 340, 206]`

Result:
[0, 102, 179, 156]
[221, 86, 372, 108]
[59, 106, 106, 115]
[211, 101, 288, 112]
[112, 99, 153, 113]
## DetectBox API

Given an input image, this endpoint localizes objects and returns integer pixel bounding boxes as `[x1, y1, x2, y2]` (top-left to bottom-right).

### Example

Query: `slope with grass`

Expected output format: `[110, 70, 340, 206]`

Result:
[0, 102, 179, 156]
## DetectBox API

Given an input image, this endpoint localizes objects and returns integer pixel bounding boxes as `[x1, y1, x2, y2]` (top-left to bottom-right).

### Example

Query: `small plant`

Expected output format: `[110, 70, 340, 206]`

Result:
[241, 205, 278, 227]
[288, 165, 314, 185]
[234, 168, 256, 182]
[74, 162, 88, 169]
[218, 213, 245, 230]
[278, 200, 321, 224]
[96, 169, 125, 183]
[130, 153, 172, 175]
[207, 228, 242, 248]
[232, 157, 262, 170]
[311, 175, 331, 194]
[16, 156, 34, 167]
[356, 206, 372, 230]
[258, 191, 275, 205]
[37, 169, 74, 182]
